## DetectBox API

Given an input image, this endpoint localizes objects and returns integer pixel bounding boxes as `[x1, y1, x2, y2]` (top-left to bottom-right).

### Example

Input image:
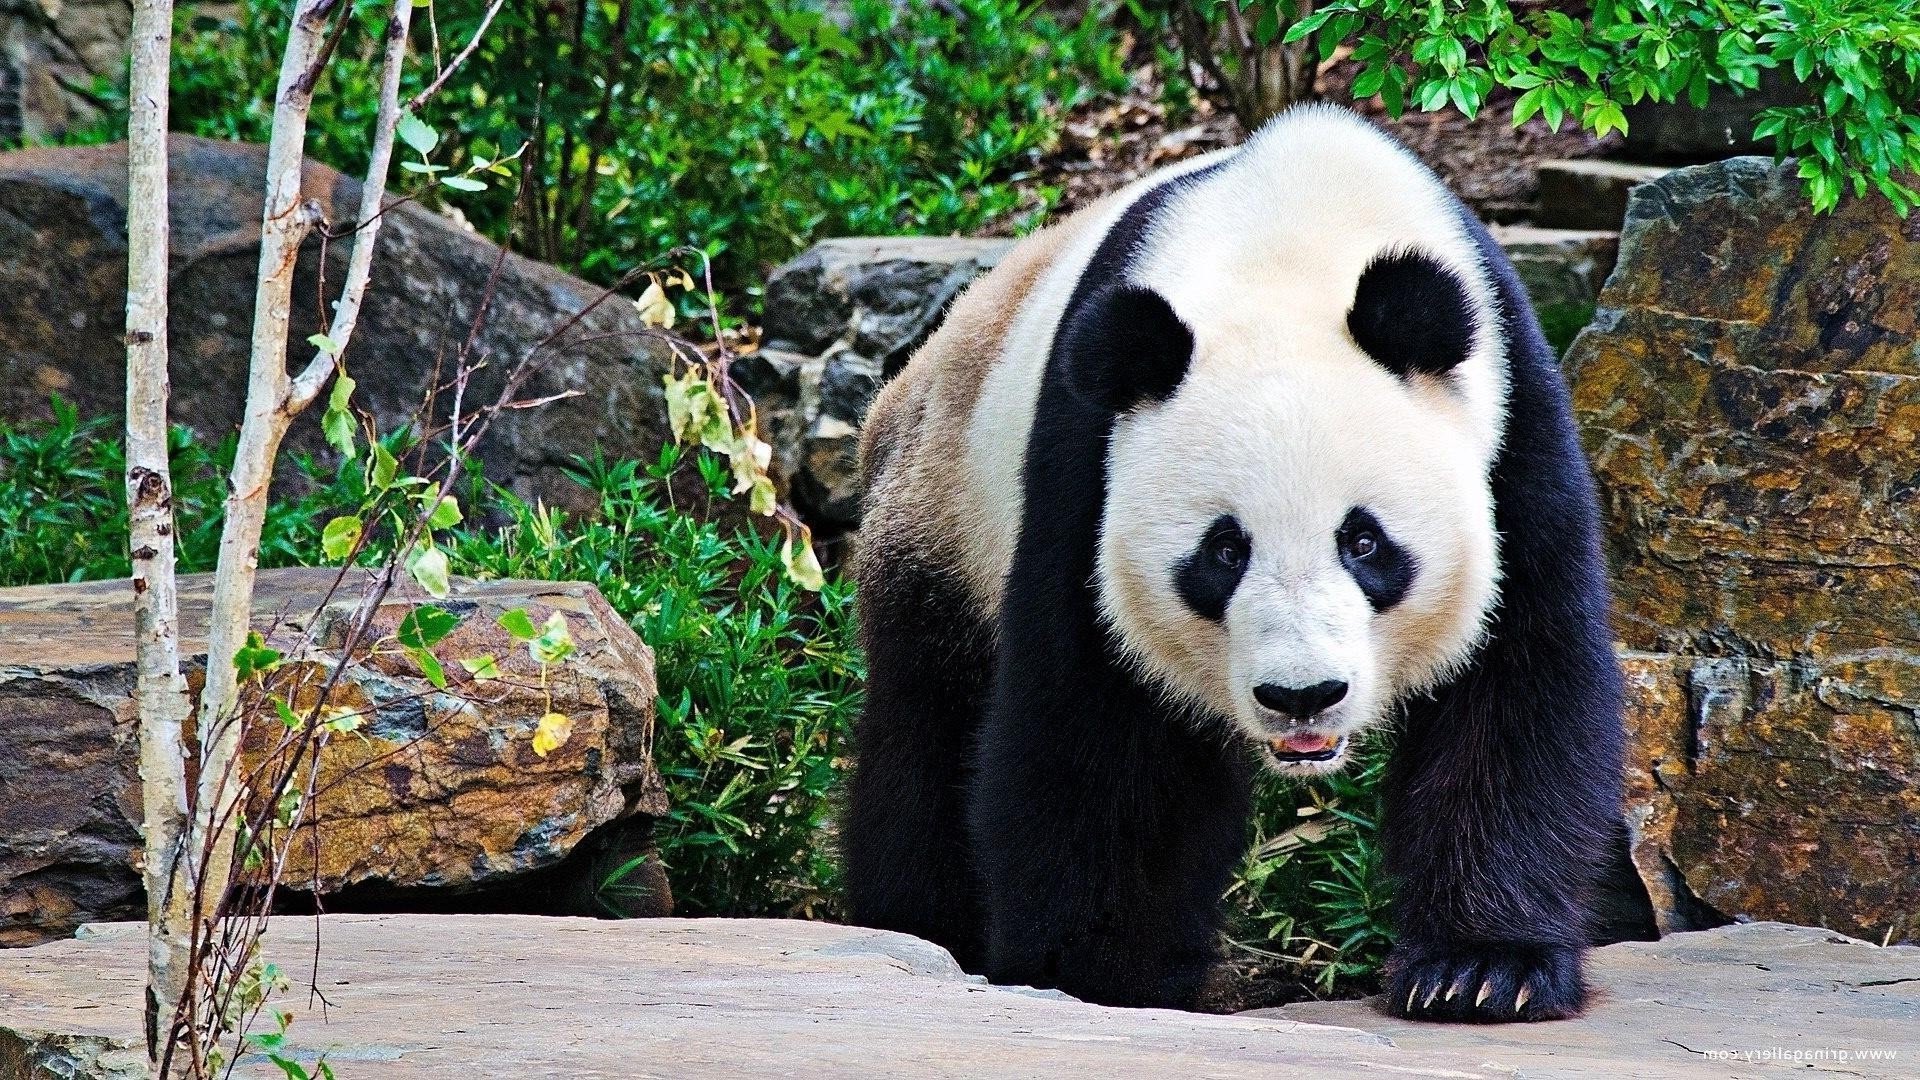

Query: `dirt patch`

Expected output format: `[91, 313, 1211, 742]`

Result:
[1002, 55, 1625, 228]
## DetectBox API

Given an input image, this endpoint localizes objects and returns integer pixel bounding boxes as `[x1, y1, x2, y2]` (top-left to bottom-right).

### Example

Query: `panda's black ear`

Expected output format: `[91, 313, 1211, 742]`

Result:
[1058, 284, 1195, 412]
[1347, 250, 1478, 377]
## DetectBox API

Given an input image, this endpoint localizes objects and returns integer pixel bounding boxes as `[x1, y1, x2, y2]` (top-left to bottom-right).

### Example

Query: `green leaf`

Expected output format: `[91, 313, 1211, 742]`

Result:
[235, 631, 282, 683]
[307, 332, 342, 356]
[459, 654, 501, 680]
[371, 442, 399, 491]
[426, 489, 463, 529]
[780, 533, 826, 591]
[397, 603, 461, 649]
[396, 111, 439, 156]
[407, 543, 451, 599]
[321, 515, 363, 561]
[441, 174, 488, 193]
[407, 645, 449, 689]
[322, 373, 357, 460]
[498, 608, 539, 641]
[530, 610, 576, 666]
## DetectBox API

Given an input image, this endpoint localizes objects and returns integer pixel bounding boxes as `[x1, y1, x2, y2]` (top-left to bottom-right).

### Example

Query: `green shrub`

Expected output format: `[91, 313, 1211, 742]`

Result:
[442, 450, 863, 916]
[0, 406, 860, 917]
[79, 0, 1126, 300]
[1226, 744, 1394, 996]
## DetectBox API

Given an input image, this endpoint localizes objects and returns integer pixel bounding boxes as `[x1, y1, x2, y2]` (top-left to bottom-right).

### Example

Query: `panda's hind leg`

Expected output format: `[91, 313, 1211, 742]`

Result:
[841, 546, 995, 970]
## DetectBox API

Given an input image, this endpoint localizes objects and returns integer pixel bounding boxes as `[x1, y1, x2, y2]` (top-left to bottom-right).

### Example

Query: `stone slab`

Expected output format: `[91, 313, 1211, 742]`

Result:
[5, 917, 1918, 1078]
[0, 914, 1499, 1080]
[1260, 922, 1920, 1078]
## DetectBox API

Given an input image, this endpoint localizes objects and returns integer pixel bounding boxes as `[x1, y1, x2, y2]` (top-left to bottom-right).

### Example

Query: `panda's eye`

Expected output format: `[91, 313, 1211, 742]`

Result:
[1205, 534, 1251, 568]
[1343, 529, 1379, 560]
[1208, 531, 1249, 569]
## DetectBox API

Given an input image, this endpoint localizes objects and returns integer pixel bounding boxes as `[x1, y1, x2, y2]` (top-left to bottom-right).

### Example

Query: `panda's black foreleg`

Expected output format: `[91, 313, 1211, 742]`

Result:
[842, 556, 996, 971]
[967, 665, 1252, 1010]
[1380, 271, 1626, 1023]
[1382, 615, 1622, 1023]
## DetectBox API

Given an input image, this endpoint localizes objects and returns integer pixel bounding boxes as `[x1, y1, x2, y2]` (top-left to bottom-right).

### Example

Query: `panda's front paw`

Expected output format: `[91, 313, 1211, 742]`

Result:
[1386, 941, 1584, 1023]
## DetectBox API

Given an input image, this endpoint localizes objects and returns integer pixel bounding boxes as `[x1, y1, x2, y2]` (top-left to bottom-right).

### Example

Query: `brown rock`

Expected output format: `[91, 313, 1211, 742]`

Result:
[0, 568, 669, 948]
[0, 137, 675, 512]
[1568, 157, 1920, 942]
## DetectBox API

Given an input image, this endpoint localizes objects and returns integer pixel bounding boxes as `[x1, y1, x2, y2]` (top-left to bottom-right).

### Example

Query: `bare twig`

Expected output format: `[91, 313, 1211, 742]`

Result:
[404, 0, 506, 114]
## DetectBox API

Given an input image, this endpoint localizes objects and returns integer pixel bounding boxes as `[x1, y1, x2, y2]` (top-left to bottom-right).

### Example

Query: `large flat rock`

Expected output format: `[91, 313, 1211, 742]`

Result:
[4, 917, 1917, 1078]
[1259, 922, 1920, 1077]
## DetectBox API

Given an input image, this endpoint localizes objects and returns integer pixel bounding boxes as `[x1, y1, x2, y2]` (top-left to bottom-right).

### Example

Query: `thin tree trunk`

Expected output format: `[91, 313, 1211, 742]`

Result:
[123, 0, 194, 1070]
[187, 0, 414, 944]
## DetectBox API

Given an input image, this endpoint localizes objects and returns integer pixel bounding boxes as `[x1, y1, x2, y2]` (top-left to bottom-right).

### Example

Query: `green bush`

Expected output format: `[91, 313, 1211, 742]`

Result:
[83, 0, 1126, 299]
[443, 450, 863, 916]
[0, 406, 860, 918]
[1226, 745, 1394, 996]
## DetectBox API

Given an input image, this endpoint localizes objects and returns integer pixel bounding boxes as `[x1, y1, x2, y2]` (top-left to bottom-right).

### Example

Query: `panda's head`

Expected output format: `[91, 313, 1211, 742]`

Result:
[1065, 119, 1508, 776]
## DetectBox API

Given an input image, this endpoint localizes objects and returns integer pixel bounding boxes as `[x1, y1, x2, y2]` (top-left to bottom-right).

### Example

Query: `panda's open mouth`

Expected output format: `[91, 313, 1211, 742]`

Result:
[1265, 732, 1350, 764]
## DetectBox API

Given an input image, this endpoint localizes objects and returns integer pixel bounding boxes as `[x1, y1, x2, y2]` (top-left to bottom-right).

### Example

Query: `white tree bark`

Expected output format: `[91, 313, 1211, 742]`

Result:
[190, 0, 414, 929]
[122, 0, 194, 1070]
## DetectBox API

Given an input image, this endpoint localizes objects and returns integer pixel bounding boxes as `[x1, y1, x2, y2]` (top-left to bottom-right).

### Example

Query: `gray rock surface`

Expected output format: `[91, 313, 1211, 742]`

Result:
[1259, 922, 1920, 1078]
[1533, 159, 1671, 231]
[0, 136, 675, 512]
[0, 0, 127, 141]
[1489, 224, 1620, 312]
[3, 917, 1916, 1078]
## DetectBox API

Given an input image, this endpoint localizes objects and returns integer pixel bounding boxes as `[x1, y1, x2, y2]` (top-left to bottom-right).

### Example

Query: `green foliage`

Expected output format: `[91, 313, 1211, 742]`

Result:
[1284, 0, 1920, 214]
[0, 399, 339, 586]
[438, 448, 863, 916]
[1, 407, 861, 917]
[112, 0, 1125, 298]
[1226, 742, 1395, 996]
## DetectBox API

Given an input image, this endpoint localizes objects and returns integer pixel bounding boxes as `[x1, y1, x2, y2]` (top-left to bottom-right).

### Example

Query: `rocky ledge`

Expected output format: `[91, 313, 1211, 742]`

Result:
[1, 917, 1913, 1079]
[0, 568, 669, 948]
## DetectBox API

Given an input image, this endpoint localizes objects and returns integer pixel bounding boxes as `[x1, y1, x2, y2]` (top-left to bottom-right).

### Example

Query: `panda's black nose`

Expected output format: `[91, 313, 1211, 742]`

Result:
[1254, 680, 1348, 720]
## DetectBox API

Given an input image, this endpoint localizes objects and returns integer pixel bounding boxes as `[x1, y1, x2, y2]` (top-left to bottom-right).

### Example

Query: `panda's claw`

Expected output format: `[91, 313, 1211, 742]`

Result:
[1387, 942, 1585, 1024]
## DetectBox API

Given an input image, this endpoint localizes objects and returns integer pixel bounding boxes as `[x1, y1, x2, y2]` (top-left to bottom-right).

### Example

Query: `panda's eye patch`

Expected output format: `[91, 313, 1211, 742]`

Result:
[1176, 516, 1250, 622]
[1339, 507, 1414, 611]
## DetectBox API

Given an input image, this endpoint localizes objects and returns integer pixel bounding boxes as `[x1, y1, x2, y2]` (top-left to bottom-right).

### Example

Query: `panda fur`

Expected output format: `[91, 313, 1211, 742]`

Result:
[843, 104, 1626, 1023]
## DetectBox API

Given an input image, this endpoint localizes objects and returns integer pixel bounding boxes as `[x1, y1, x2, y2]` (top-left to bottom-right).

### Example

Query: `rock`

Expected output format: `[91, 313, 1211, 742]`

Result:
[1566, 157, 1920, 942]
[1620, 69, 1808, 161]
[0, 917, 1524, 1077]
[0, 0, 127, 142]
[761, 236, 1013, 373]
[1257, 922, 1920, 1078]
[1533, 159, 1671, 231]
[1488, 224, 1619, 312]
[0, 137, 675, 511]
[0, 568, 669, 948]
[5, 917, 1918, 1078]
[756, 228, 1615, 534]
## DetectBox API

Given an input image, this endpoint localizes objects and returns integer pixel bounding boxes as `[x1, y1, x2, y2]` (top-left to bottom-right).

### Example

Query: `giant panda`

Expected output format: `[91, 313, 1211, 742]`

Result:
[842, 104, 1626, 1023]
